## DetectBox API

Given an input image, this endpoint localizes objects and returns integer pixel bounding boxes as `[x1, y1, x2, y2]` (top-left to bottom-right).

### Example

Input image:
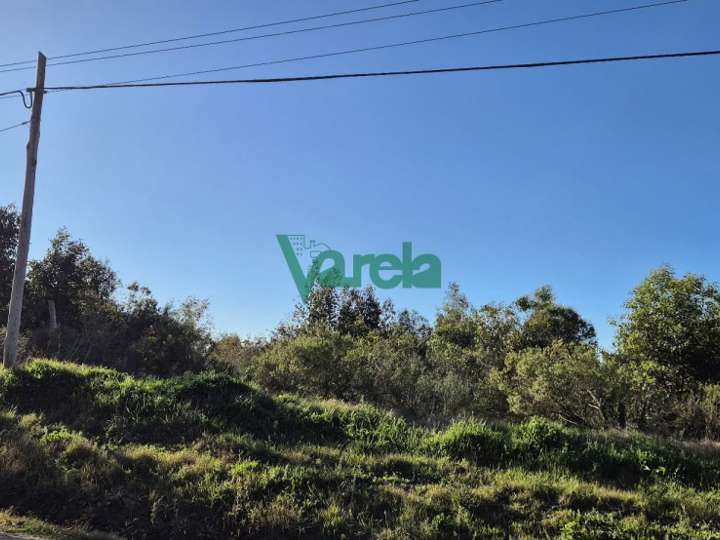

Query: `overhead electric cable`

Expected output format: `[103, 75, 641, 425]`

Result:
[0, 0, 502, 74]
[37, 50, 720, 94]
[0, 120, 29, 133]
[0, 0, 424, 69]
[76, 0, 691, 87]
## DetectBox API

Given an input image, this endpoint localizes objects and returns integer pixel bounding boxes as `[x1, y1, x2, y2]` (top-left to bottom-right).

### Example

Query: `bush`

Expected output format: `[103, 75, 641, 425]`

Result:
[253, 328, 354, 397]
[511, 416, 577, 452]
[209, 334, 267, 378]
[494, 342, 617, 428]
[426, 419, 506, 465]
[342, 332, 428, 415]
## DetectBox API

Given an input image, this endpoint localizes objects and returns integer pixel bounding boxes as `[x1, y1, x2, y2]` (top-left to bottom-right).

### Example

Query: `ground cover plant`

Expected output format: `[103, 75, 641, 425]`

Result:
[1, 360, 719, 539]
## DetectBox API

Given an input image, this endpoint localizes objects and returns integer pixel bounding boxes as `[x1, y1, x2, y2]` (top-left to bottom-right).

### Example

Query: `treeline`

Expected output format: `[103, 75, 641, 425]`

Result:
[0, 205, 211, 376]
[2, 204, 720, 439]
[221, 276, 720, 439]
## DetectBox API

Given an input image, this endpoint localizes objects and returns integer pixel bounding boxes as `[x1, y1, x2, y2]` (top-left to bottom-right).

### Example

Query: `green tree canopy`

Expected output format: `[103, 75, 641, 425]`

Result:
[516, 286, 596, 349]
[615, 265, 720, 382]
[25, 228, 118, 329]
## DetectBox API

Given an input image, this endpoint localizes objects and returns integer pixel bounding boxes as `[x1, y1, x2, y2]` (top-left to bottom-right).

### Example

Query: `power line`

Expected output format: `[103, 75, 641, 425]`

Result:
[0, 0, 423, 69]
[0, 121, 28, 133]
[79, 0, 691, 87]
[0, 89, 32, 107]
[0, 91, 24, 104]
[0, 0, 697, 100]
[38, 50, 720, 93]
[0, 1, 501, 74]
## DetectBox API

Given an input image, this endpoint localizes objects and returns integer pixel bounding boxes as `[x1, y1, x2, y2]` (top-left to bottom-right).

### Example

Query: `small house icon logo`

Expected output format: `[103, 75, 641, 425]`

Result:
[286, 235, 332, 262]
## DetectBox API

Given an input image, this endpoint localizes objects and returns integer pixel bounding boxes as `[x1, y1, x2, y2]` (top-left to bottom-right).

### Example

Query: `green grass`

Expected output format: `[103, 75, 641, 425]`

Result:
[0, 359, 719, 539]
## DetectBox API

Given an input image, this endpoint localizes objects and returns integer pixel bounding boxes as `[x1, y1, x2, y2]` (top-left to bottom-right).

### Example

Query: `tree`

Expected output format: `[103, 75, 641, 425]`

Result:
[0, 205, 20, 324]
[615, 266, 720, 382]
[305, 285, 339, 331]
[253, 325, 354, 396]
[337, 287, 383, 337]
[473, 303, 521, 370]
[25, 229, 118, 331]
[515, 286, 596, 349]
[430, 282, 476, 354]
[393, 309, 431, 340]
[430, 284, 594, 373]
[209, 334, 267, 378]
[122, 283, 213, 375]
[614, 356, 690, 433]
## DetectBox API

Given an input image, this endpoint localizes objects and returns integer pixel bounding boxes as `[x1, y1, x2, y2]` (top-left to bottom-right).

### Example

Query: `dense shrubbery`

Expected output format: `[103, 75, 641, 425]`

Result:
[225, 283, 603, 425]
[494, 342, 619, 427]
[214, 269, 720, 439]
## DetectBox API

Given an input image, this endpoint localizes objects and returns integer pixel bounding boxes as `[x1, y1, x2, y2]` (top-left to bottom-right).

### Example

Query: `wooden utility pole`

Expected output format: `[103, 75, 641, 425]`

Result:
[3, 52, 46, 369]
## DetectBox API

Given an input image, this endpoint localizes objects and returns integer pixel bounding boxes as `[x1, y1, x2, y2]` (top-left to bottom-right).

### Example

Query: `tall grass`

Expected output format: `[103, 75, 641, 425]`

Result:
[0, 360, 719, 539]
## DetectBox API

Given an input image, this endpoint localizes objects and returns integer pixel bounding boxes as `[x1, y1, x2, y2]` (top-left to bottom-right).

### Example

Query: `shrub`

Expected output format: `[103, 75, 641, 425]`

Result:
[511, 416, 577, 452]
[209, 334, 267, 378]
[427, 419, 506, 465]
[253, 328, 354, 397]
[495, 342, 616, 428]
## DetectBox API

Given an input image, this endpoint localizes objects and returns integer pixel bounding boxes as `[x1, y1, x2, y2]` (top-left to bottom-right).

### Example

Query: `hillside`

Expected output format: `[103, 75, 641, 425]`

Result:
[0, 360, 718, 539]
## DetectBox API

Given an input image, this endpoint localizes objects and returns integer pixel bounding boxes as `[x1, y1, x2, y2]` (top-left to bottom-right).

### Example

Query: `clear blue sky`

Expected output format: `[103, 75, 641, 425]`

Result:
[1, 0, 718, 348]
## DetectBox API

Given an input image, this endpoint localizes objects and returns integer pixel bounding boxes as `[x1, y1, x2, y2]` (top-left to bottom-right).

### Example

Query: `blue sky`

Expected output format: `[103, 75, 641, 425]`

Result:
[1, 0, 718, 347]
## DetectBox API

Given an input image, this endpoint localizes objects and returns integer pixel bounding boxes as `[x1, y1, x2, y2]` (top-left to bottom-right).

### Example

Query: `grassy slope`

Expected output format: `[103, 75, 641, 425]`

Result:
[0, 360, 719, 539]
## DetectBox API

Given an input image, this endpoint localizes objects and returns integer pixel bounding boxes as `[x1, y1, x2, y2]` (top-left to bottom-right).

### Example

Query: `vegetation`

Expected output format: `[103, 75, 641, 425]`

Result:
[2, 204, 720, 537]
[1, 205, 212, 376]
[2, 360, 720, 539]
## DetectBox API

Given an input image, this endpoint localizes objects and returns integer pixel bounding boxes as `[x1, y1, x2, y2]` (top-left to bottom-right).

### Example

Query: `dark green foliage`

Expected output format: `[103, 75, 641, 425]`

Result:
[516, 286, 597, 349]
[120, 284, 212, 376]
[245, 282, 603, 427]
[0, 204, 19, 325]
[25, 228, 119, 331]
[0, 224, 212, 376]
[615, 265, 720, 382]
[336, 287, 383, 336]
[495, 342, 619, 428]
[290, 284, 394, 338]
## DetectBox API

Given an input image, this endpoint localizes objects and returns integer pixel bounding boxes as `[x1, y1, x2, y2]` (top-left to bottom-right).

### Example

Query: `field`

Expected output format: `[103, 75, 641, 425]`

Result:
[1, 359, 719, 539]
